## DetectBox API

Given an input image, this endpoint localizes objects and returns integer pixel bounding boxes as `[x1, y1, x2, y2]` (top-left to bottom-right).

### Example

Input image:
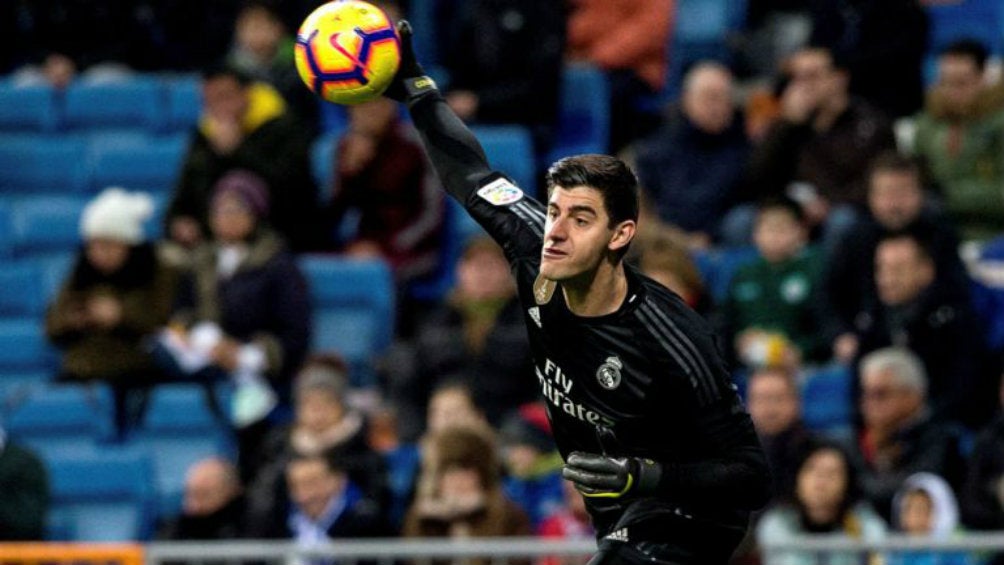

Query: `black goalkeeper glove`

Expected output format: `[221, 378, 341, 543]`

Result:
[384, 20, 439, 105]
[562, 452, 663, 499]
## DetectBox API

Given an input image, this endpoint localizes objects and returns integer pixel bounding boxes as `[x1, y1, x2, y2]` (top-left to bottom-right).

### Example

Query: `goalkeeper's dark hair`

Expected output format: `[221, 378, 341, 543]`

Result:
[546, 154, 640, 227]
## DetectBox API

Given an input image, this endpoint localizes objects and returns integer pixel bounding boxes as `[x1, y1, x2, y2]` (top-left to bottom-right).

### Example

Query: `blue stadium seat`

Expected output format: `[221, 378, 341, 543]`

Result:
[34, 251, 77, 304]
[320, 101, 349, 135]
[131, 384, 232, 518]
[311, 132, 341, 202]
[64, 78, 165, 131]
[0, 260, 46, 316]
[547, 64, 610, 165]
[674, 0, 747, 43]
[45, 448, 156, 541]
[408, 198, 485, 302]
[0, 318, 54, 375]
[0, 84, 59, 132]
[0, 370, 51, 407]
[165, 75, 201, 132]
[471, 125, 537, 195]
[407, 0, 441, 66]
[10, 196, 88, 257]
[4, 384, 115, 458]
[802, 364, 853, 434]
[299, 256, 395, 386]
[0, 200, 13, 260]
[692, 246, 760, 304]
[0, 136, 90, 193]
[89, 134, 187, 194]
[925, 0, 1003, 55]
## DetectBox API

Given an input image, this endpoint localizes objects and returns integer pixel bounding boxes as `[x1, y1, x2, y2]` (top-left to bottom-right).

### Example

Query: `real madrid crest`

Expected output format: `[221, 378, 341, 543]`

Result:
[596, 356, 623, 390]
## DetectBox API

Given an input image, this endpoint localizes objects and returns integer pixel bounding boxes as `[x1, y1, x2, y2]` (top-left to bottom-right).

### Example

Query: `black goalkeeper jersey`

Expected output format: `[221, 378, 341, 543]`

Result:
[407, 93, 769, 563]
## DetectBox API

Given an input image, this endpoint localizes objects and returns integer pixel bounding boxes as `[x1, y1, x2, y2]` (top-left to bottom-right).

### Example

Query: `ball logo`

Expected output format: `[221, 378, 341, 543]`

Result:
[596, 356, 623, 390]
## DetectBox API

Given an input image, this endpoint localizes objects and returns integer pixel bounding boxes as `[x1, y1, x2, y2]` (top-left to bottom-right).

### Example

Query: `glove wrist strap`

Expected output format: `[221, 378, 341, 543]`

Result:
[403, 75, 439, 107]
[634, 458, 663, 494]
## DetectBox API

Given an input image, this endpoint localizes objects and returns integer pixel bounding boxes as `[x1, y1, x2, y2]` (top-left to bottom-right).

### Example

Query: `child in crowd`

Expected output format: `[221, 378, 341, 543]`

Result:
[721, 197, 828, 369]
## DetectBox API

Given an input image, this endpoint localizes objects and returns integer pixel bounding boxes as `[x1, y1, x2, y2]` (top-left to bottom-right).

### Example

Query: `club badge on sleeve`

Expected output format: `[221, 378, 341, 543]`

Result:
[477, 178, 524, 206]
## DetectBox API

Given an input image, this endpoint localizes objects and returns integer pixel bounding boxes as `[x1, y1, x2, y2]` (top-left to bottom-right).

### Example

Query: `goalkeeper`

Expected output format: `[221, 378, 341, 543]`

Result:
[385, 22, 770, 565]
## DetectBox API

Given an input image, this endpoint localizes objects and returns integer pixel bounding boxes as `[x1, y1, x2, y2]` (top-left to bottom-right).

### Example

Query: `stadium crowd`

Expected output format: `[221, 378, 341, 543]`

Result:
[2, 0, 1004, 564]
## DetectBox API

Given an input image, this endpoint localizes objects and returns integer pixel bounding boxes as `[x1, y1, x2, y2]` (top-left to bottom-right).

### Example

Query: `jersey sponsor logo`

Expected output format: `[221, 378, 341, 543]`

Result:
[595, 356, 623, 390]
[536, 358, 615, 428]
[528, 306, 542, 328]
[533, 274, 556, 305]
[477, 177, 523, 206]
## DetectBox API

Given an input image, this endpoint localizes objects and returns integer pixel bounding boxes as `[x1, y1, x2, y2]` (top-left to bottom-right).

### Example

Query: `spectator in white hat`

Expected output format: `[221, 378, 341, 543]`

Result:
[45, 187, 180, 436]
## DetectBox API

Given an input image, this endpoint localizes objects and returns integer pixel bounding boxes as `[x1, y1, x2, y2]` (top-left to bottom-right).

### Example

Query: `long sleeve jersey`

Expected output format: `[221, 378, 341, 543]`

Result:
[407, 92, 770, 563]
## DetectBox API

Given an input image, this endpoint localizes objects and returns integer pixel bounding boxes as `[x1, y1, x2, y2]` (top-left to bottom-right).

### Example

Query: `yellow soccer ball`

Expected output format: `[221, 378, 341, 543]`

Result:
[294, 1, 401, 105]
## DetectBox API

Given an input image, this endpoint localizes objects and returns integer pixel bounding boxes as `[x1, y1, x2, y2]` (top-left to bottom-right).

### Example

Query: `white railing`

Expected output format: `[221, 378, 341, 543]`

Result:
[144, 534, 1004, 565]
[145, 538, 596, 565]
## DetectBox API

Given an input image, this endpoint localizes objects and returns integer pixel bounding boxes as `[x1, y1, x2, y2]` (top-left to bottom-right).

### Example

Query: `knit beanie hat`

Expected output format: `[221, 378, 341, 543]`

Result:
[80, 187, 154, 244]
[211, 169, 270, 219]
[499, 403, 555, 453]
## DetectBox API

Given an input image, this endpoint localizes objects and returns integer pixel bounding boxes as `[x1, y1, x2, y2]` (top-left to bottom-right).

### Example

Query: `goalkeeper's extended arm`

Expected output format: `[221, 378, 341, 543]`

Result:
[385, 21, 492, 204]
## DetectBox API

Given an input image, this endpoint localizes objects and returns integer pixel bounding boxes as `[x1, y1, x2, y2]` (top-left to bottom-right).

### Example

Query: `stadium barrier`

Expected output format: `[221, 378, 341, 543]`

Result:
[145, 538, 596, 565]
[0, 543, 143, 565]
[5, 535, 1004, 565]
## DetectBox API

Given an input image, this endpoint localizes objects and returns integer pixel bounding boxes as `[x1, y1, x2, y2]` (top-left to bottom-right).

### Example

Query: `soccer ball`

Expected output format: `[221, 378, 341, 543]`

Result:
[294, 0, 401, 105]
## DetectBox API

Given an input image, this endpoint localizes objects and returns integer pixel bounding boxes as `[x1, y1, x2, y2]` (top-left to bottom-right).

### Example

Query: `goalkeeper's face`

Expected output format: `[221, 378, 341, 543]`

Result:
[541, 185, 634, 282]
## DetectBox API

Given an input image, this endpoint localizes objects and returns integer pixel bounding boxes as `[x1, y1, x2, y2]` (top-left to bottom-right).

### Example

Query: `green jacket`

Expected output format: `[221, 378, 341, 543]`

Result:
[723, 247, 829, 363]
[913, 90, 1004, 240]
[0, 440, 49, 540]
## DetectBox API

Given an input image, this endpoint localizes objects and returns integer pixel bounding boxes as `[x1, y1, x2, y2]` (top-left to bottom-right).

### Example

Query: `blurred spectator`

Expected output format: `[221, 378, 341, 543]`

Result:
[46, 188, 178, 435]
[249, 451, 386, 539]
[425, 381, 488, 437]
[825, 153, 969, 365]
[809, 0, 928, 119]
[327, 97, 444, 281]
[911, 39, 1004, 240]
[390, 237, 533, 428]
[367, 403, 421, 531]
[158, 457, 246, 540]
[635, 226, 711, 314]
[0, 426, 49, 541]
[747, 367, 815, 502]
[142, 0, 244, 71]
[167, 63, 320, 252]
[854, 233, 984, 423]
[889, 472, 968, 565]
[499, 404, 563, 528]
[404, 426, 531, 546]
[855, 348, 966, 521]
[633, 62, 751, 248]
[226, 0, 316, 127]
[8, 0, 146, 87]
[245, 357, 387, 526]
[734, 0, 811, 81]
[566, 0, 674, 150]
[745, 46, 896, 249]
[537, 480, 593, 565]
[720, 198, 829, 369]
[756, 440, 887, 565]
[443, 0, 564, 155]
[961, 372, 1004, 530]
[167, 171, 311, 467]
